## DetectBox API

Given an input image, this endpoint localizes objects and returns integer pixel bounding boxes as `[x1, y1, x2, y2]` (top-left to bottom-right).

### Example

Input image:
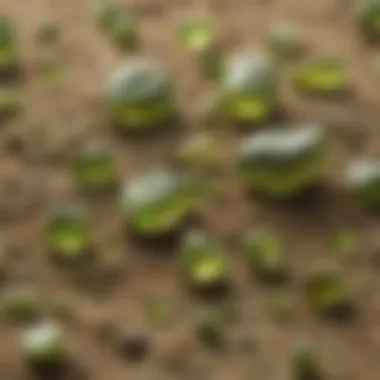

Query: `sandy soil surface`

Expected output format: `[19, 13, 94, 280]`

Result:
[2, 0, 380, 379]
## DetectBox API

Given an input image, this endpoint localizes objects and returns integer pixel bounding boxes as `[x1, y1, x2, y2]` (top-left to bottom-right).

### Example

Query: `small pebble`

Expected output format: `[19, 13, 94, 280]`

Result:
[37, 22, 60, 44]
[5, 133, 26, 154]
[90, 314, 116, 342]
[370, 250, 380, 267]
[117, 330, 150, 361]
[235, 333, 258, 353]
